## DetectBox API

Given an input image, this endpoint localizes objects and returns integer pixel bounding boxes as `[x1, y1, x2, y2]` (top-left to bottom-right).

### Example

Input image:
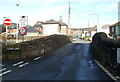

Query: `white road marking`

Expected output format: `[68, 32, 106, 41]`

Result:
[0, 70, 12, 77]
[13, 61, 24, 66]
[18, 63, 29, 68]
[0, 68, 7, 72]
[34, 57, 42, 60]
[95, 60, 117, 80]
[0, 64, 4, 67]
[116, 76, 120, 80]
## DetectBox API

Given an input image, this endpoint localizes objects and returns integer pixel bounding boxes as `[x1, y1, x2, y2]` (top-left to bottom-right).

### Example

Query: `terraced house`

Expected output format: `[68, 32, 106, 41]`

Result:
[109, 21, 120, 39]
[34, 19, 68, 36]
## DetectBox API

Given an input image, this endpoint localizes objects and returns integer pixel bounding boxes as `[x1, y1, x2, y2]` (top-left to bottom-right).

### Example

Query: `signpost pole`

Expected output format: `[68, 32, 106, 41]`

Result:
[6, 25, 8, 45]
[22, 35, 24, 42]
[4, 18, 11, 45]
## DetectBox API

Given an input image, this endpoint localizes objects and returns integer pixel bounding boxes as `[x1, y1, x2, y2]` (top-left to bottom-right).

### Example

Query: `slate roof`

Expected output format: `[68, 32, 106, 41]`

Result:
[80, 27, 97, 32]
[27, 27, 40, 33]
[102, 24, 110, 29]
[43, 19, 68, 26]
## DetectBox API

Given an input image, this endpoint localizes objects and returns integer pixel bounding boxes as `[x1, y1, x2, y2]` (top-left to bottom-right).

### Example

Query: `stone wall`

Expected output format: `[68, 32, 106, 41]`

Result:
[92, 32, 120, 77]
[2, 35, 71, 61]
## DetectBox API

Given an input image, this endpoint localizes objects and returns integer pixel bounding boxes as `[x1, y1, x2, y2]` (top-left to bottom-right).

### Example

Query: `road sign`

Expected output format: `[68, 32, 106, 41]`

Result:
[19, 16, 28, 27]
[19, 27, 27, 35]
[4, 19, 11, 26]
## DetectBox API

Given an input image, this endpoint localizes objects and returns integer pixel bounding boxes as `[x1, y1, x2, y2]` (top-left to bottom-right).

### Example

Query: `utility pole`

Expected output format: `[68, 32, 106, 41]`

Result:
[88, 21, 89, 28]
[16, 3, 19, 43]
[68, 0, 71, 35]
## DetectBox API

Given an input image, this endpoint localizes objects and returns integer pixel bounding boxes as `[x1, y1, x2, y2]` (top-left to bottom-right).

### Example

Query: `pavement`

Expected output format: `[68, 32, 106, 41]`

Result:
[1, 40, 114, 80]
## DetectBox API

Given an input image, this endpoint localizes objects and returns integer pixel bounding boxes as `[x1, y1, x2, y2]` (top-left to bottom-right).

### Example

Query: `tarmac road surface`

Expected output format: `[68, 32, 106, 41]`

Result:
[2, 41, 113, 80]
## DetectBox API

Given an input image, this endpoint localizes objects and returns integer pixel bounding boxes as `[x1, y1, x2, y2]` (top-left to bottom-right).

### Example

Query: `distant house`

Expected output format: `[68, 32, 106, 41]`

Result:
[33, 21, 44, 34]
[71, 28, 82, 38]
[26, 27, 41, 36]
[34, 19, 68, 35]
[81, 26, 97, 40]
[9, 27, 17, 37]
[59, 22, 68, 35]
[42, 19, 61, 35]
[109, 22, 120, 39]
[100, 24, 110, 36]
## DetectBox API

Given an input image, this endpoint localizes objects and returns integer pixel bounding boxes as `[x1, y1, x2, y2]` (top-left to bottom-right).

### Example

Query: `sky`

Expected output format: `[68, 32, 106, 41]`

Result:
[0, 0, 119, 28]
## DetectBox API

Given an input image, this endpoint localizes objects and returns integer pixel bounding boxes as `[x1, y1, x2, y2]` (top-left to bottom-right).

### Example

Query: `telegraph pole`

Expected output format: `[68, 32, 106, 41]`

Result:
[68, 0, 71, 35]
[16, 3, 19, 43]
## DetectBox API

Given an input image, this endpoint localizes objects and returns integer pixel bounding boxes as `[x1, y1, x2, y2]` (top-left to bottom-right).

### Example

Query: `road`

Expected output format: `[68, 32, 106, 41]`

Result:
[1, 40, 113, 80]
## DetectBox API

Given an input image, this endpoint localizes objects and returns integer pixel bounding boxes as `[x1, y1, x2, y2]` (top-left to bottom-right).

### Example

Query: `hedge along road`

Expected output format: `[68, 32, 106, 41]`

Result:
[2, 42, 113, 80]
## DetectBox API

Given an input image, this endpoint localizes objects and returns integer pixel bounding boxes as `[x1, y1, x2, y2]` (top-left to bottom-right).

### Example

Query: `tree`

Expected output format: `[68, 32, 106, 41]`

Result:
[0, 24, 6, 33]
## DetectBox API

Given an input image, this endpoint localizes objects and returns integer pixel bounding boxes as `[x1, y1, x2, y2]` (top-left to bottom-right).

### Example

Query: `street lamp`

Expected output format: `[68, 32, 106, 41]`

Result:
[16, 3, 19, 43]
[88, 14, 99, 32]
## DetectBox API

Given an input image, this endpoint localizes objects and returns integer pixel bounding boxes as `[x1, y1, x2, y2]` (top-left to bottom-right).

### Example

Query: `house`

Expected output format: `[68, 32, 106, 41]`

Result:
[71, 28, 82, 38]
[59, 22, 68, 35]
[33, 21, 44, 34]
[100, 24, 110, 36]
[81, 26, 97, 40]
[9, 27, 17, 37]
[42, 19, 61, 35]
[34, 19, 68, 35]
[109, 22, 120, 39]
[26, 27, 41, 36]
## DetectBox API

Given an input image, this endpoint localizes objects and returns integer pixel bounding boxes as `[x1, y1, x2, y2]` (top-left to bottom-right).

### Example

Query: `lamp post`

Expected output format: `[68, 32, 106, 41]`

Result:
[88, 14, 99, 32]
[16, 3, 19, 43]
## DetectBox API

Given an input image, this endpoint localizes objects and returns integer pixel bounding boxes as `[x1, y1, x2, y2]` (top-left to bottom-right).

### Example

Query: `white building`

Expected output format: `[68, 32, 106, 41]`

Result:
[41, 19, 68, 35]
[100, 24, 110, 37]
[42, 23, 61, 35]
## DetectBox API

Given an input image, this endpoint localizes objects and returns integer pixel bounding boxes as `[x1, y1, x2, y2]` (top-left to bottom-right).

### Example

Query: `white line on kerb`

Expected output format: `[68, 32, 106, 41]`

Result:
[13, 61, 24, 66]
[0, 68, 7, 72]
[95, 60, 117, 80]
[34, 57, 42, 60]
[18, 63, 29, 68]
[0, 70, 12, 77]
[0, 64, 4, 67]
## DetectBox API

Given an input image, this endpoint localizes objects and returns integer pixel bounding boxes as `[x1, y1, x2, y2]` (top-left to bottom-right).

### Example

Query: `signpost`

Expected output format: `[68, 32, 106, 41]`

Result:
[4, 19, 11, 45]
[19, 16, 28, 42]
[19, 27, 27, 35]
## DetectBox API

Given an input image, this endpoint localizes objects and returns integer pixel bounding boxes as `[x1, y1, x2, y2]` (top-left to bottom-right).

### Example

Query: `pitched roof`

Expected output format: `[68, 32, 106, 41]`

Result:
[43, 19, 68, 26]
[27, 27, 40, 33]
[102, 24, 110, 29]
[110, 21, 120, 27]
[59, 22, 68, 26]
[81, 27, 97, 32]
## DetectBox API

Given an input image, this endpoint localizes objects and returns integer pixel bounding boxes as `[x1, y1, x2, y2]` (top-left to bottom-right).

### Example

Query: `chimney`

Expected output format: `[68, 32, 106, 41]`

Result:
[59, 16, 62, 22]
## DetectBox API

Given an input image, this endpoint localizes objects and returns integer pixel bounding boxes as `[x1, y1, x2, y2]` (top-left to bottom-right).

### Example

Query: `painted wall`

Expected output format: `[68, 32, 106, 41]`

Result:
[26, 33, 39, 36]
[61, 26, 67, 35]
[42, 24, 61, 35]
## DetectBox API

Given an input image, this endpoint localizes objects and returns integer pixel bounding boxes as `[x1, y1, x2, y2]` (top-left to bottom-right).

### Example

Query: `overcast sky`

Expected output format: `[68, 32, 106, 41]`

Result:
[0, 0, 119, 28]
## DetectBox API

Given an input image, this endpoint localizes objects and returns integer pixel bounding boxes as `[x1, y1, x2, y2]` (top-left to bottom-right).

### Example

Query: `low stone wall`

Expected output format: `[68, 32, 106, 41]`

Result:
[92, 32, 120, 77]
[2, 35, 71, 61]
